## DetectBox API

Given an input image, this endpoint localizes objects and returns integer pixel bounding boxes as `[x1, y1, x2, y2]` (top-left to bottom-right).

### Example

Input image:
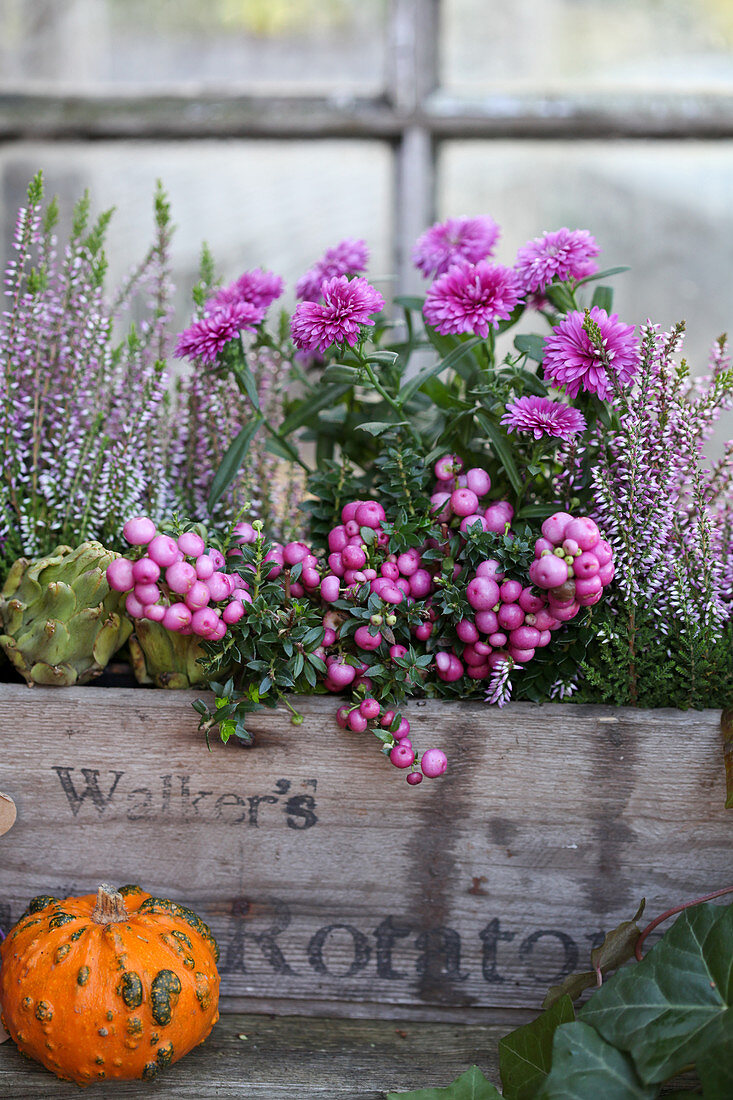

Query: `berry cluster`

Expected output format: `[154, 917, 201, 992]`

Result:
[426, 456, 615, 682]
[335, 698, 447, 786]
[110, 455, 615, 786]
[106, 517, 250, 639]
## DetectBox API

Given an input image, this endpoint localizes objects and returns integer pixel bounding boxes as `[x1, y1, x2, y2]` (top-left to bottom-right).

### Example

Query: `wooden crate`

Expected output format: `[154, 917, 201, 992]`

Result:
[0, 684, 728, 1023]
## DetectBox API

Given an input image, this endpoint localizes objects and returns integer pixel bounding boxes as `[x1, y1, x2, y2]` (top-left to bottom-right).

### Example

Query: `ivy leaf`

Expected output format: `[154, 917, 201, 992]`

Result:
[386, 1065, 502, 1099]
[698, 1026, 733, 1099]
[543, 900, 645, 1009]
[579, 901, 733, 1085]
[535, 1021, 656, 1099]
[499, 994, 574, 1100]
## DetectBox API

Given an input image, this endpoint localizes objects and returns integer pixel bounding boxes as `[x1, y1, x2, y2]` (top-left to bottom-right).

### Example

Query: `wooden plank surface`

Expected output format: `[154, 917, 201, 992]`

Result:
[0, 1011, 701, 1098]
[0, 1012, 504, 1098]
[0, 686, 728, 1021]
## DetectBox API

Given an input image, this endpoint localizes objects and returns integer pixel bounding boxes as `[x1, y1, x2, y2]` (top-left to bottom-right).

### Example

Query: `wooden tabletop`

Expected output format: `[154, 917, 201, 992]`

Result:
[0, 1012, 506, 1098]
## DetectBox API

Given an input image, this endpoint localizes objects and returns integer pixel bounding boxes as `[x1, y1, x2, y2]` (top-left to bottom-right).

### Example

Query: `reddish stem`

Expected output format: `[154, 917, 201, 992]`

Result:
[635, 886, 733, 961]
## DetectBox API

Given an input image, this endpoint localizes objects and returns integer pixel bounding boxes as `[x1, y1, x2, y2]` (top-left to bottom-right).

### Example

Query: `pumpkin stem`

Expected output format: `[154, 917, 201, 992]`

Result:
[91, 884, 129, 925]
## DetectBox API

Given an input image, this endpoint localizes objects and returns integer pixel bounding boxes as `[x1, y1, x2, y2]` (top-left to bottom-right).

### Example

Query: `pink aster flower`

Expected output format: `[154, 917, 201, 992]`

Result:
[175, 301, 264, 365]
[413, 215, 500, 279]
[290, 275, 384, 354]
[501, 395, 586, 441]
[423, 261, 522, 339]
[515, 228, 600, 294]
[208, 268, 284, 312]
[296, 238, 369, 301]
[543, 307, 640, 401]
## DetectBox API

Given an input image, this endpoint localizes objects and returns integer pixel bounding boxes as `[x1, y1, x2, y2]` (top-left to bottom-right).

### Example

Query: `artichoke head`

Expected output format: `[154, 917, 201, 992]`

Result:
[128, 620, 209, 690]
[0, 542, 132, 686]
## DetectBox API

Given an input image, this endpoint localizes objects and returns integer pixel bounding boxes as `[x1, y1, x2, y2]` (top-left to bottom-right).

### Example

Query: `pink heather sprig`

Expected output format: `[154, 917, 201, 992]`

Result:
[590, 322, 733, 636]
[296, 238, 369, 302]
[412, 215, 500, 279]
[485, 659, 518, 708]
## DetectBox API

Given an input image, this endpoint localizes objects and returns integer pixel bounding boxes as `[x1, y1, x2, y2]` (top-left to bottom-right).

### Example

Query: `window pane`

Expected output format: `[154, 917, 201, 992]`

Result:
[442, 0, 733, 92]
[0, 0, 387, 92]
[439, 140, 733, 436]
[0, 140, 392, 322]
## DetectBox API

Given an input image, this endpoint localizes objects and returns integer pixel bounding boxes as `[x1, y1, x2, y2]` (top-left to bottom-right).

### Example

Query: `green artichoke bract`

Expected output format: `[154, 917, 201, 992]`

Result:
[129, 620, 209, 690]
[0, 542, 132, 686]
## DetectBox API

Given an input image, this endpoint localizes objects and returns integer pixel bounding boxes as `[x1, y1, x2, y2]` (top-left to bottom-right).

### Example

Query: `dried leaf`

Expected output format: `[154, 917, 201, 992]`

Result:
[543, 900, 645, 1009]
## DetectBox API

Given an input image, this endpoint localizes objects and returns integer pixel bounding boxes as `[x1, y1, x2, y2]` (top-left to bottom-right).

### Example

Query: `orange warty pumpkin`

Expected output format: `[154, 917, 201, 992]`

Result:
[0, 883, 220, 1086]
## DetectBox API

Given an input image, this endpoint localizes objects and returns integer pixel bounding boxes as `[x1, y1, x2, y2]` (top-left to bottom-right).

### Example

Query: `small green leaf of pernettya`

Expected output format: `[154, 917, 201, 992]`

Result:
[499, 994, 574, 1100]
[535, 1022, 656, 1099]
[579, 901, 733, 1086]
[513, 334, 546, 363]
[386, 1064, 502, 1099]
[207, 415, 262, 511]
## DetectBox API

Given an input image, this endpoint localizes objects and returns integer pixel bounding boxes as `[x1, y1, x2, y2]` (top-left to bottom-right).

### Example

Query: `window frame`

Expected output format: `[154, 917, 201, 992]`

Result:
[2, 0, 733, 293]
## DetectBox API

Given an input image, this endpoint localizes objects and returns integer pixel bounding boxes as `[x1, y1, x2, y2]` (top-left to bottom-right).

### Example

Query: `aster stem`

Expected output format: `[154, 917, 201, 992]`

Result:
[359, 353, 419, 443]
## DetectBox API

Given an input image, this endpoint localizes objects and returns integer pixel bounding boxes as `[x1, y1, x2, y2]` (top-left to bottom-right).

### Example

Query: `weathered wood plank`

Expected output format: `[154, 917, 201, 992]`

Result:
[0, 686, 727, 1019]
[0, 1011, 701, 1098]
[0, 1013, 503, 1099]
